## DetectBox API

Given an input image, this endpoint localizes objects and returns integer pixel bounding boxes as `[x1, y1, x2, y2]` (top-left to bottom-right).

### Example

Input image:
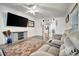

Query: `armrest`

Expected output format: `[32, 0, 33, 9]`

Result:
[51, 39, 64, 45]
[30, 51, 53, 56]
[38, 44, 51, 52]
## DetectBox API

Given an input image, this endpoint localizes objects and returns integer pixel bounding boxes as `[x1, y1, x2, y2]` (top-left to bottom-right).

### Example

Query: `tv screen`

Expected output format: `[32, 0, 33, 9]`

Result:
[7, 12, 28, 27]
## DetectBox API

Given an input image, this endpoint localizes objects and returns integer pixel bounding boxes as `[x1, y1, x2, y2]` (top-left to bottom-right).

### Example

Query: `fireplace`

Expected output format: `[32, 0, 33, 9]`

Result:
[18, 32, 24, 40]
[11, 31, 27, 43]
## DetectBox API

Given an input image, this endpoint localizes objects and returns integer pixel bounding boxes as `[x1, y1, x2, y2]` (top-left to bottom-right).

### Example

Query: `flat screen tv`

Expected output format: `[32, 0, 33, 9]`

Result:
[7, 12, 28, 27]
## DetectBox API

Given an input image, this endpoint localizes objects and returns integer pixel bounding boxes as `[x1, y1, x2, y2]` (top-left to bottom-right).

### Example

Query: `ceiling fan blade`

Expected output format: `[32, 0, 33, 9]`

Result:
[24, 4, 39, 15]
[32, 5, 37, 9]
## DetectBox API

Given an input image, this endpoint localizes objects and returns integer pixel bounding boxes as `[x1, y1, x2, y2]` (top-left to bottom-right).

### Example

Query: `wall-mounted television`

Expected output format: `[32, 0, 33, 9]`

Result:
[7, 12, 28, 27]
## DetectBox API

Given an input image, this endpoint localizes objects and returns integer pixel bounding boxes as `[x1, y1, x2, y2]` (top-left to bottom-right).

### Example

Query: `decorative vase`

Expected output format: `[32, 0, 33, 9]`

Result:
[7, 36, 12, 44]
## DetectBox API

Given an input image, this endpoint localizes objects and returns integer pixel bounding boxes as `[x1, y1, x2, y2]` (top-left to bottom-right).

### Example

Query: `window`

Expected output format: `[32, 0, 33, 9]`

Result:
[70, 4, 78, 32]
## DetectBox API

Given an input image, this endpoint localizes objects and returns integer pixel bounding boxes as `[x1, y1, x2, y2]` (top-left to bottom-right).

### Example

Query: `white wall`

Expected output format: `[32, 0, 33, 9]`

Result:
[0, 6, 36, 44]
[55, 17, 66, 34]
[34, 17, 66, 36]
[34, 19, 42, 36]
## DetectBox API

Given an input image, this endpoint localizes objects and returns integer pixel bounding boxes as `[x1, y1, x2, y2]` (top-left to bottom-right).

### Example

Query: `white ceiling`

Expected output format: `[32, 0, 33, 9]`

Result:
[0, 3, 74, 19]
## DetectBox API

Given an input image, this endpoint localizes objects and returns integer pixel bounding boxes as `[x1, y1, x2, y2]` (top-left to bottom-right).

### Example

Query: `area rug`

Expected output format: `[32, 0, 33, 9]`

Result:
[3, 38, 43, 56]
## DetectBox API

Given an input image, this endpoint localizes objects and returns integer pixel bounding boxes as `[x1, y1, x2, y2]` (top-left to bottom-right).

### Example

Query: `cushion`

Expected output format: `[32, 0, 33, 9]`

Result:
[64, 29, 72, 35]
[53, 34, 62, 40]
[61, 29, 72, 43]
[68, 32, 79, 49]
[48, 47, 59, 56]
[64, 37, 75, 48]
[59, 49, 66, 56]
[64, 37, 75, 55]
[30, 51, 53, 56]
[61, 33, 67, 43]
[65, 46, 74, 56]
[38, 44, 51, 52]
[59, 44, 66, 56]
[60, 44, 65, 51]
[68, 48, 79, 56]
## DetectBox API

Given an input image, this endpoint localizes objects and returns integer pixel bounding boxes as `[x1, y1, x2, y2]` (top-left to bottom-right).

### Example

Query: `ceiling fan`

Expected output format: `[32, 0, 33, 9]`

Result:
[23, 4, 39, 15]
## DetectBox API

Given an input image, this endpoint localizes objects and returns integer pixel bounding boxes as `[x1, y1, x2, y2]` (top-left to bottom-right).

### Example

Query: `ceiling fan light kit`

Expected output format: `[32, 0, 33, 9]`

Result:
[24, 4, 39, 15]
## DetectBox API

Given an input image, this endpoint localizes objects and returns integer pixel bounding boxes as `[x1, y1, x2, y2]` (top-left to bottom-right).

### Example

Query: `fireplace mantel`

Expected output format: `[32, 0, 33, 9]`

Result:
[11, 31, 28, 43]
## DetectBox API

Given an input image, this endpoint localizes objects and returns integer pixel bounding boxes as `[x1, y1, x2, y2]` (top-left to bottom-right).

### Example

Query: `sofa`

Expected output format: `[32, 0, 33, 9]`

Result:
[30, 30, 79, 56]
[30, 35, 64, 56]
[30, 44, 59, 56]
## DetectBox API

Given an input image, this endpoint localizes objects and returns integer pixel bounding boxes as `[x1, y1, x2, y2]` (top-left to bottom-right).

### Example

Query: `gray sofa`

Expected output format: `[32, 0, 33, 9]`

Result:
[30, 31, 79, 56]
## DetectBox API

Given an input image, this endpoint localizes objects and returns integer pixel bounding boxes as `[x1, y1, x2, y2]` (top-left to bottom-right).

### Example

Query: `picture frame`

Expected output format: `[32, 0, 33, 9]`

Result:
[66, 15, 69, 23]
[27, 20, 34, 27]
